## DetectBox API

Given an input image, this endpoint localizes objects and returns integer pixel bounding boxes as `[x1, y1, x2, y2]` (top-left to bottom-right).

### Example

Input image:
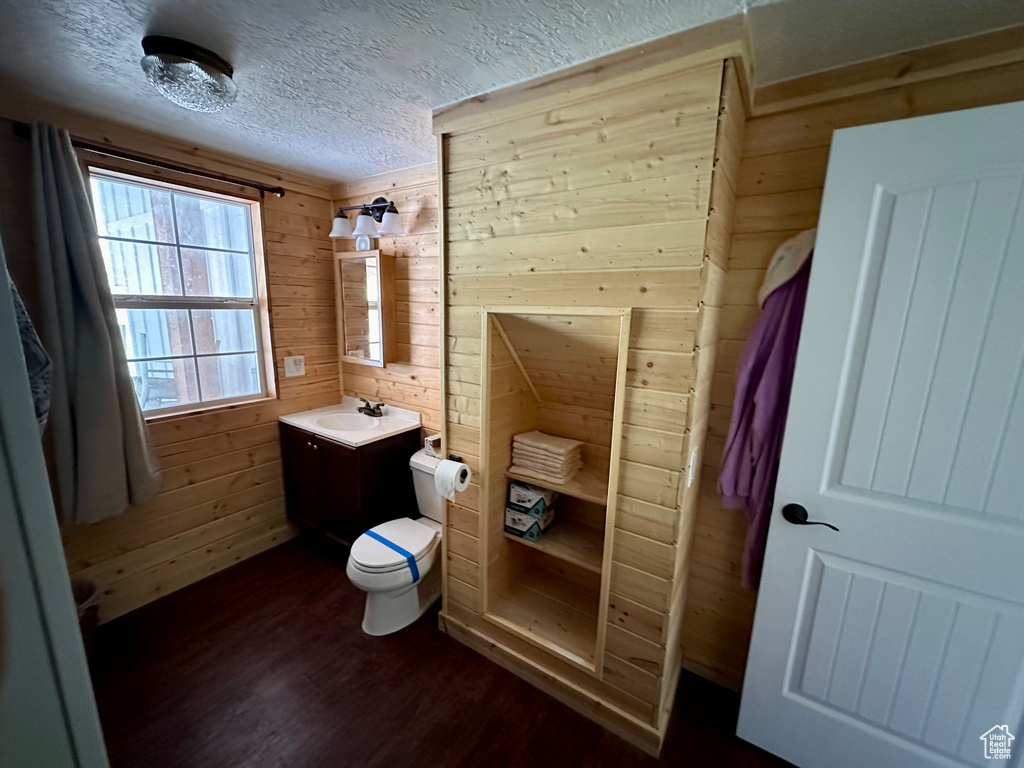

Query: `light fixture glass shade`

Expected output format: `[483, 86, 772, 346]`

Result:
[329, 213, 353, 238]
[141, 36, 237, 113]
[377, 203, 406, 236]
[352, 207, 378, 237]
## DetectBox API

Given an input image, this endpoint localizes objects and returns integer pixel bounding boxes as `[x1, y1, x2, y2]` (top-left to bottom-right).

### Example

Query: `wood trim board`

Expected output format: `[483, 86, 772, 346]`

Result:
[751, 23, 1024, 116]
[432, 15, 745, 135]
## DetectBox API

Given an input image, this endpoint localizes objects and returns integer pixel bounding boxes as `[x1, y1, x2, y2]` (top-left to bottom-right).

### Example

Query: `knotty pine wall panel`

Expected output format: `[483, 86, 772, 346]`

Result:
[0, 109, 339, 622]
[438, 54, 737, 737]
[331, 165, 441, 434]
[683, 57, 1024, 691]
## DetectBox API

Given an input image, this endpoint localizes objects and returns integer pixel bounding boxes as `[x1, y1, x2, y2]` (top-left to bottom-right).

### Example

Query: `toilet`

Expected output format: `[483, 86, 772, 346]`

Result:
[346, 448, 444, 635]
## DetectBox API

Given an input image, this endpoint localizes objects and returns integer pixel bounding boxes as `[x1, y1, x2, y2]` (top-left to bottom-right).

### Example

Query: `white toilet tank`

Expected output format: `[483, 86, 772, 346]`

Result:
[409, 448, 443, 523]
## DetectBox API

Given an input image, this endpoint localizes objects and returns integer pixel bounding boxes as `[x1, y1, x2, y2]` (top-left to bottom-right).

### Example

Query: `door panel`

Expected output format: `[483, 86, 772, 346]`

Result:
[790, 552, 1024, 763]
[738, 99, 1024, 768]
[316, 436, 362, 544]
[280, 423, 321, 528]
[0, 249, 108, 766]
[838, 171, 1024, 515]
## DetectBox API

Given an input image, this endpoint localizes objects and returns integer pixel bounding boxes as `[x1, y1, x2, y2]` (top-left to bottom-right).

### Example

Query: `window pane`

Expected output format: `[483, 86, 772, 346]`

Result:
[129, 358, 200, 411]
[191, 309, 257, 355]
[181, 248, 254, 298]
[116, 308, 193, 360]
[90, 170, 267, 415]
[91, 177, 175, 242]
[197, 353, 261, 401]
[366, 260, 379, 302]
[100, 240, 182, 296]
[368, 307, 381, 344]
[173, 193, 251, 251]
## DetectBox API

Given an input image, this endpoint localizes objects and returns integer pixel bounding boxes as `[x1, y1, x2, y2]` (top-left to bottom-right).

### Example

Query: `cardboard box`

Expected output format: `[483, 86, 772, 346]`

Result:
[505, 505, 555, 542]
[507, 480, 558, 518]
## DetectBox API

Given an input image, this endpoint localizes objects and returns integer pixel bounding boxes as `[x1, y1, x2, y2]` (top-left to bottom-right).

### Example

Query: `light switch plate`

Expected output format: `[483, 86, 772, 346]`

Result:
[284, 355, 305, 377]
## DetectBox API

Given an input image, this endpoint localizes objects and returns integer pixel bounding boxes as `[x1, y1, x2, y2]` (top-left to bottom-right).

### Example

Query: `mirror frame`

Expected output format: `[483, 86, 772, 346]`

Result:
[333, 249, 395, 368]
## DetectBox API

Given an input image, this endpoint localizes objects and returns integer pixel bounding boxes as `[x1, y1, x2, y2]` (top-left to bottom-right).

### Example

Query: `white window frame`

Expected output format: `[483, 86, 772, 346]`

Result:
[87, 167, 276, 419]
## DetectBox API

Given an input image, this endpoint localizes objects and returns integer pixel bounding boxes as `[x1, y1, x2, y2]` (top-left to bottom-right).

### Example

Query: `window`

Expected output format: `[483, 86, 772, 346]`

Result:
[89, 169, 272, 416]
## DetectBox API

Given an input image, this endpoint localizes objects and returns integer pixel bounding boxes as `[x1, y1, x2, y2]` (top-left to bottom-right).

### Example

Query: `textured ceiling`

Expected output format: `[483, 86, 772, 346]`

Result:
[0, 0, 1021, 183]
[0, 0, 742, 182]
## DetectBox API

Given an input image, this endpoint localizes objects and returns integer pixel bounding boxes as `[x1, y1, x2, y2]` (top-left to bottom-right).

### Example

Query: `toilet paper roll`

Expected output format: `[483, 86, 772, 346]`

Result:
[435, 460, 471, 501]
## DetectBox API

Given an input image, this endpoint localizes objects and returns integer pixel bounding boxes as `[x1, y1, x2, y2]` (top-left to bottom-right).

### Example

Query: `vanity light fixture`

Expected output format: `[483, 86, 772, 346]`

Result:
[351, 206, 379, 237]
[330, 197, 408, 250]
[329, 212, 353, 239]
[377, 202, 406, 236]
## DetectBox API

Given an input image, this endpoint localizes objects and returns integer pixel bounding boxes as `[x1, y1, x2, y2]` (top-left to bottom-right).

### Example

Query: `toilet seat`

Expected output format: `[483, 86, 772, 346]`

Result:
[349, 518, 439, 574]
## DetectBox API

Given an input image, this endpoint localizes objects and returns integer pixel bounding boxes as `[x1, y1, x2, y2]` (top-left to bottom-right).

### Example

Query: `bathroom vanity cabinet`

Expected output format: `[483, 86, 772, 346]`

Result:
[279, 423, 421, 545]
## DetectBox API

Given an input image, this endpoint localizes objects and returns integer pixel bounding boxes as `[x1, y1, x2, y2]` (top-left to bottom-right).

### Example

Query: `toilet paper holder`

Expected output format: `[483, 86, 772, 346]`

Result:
[447, 454, 469, 483]
[435, 456, 472, 500]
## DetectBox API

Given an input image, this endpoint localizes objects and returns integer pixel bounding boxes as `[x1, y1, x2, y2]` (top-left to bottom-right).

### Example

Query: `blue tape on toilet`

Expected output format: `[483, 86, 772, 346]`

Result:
[364, 530, 420, 582]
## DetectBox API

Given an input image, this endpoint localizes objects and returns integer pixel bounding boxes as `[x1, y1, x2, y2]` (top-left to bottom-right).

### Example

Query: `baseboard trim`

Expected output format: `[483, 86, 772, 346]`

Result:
[439, 611, 665, 756]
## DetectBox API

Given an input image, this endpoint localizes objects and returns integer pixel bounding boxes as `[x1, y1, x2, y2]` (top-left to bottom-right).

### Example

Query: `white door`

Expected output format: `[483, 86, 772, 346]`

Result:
[737, 100, 1024, 768]
[0, 252, 108, 766]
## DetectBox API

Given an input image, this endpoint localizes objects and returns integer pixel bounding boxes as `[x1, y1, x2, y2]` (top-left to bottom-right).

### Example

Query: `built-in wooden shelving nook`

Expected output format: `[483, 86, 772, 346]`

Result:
[435, 25, 746, 756]
[481, 308, 631, 671]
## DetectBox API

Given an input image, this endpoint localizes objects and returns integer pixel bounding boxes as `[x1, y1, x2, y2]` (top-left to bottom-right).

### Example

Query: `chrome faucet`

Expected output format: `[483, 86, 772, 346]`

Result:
[358, 398, 385, 417]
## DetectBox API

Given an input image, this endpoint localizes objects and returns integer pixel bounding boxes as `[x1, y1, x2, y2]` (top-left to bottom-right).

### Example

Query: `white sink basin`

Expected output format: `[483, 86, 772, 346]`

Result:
[280, 397, 421, 447]
[314, 413, 378, 432]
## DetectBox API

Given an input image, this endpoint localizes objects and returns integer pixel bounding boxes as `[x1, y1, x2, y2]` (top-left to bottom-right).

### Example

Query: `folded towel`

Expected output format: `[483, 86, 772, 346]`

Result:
[509, 454, 577, 473]
[512, 442, 581, 462]
[513, 458, 583, 477]
[513, 464, 582, 479]
[512, 446, 582, 471]
[512, 451, 580, 471]
[511, 463, 581, 485]
[513, 443, 580, 460]
[513, 430, 583, 457]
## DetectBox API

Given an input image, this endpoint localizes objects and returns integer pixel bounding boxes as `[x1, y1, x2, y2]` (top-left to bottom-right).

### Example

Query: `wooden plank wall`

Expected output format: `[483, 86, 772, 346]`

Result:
[658, 60, 743, 721]
[682, 55, 1024, 690]
[0, 108, 340, 622]
[438, 54, 729, 729]
[330, 165, 441, 433]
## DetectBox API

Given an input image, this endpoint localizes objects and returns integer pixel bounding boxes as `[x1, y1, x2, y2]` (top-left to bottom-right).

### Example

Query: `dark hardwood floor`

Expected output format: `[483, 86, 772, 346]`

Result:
[90, 537, 789, 768]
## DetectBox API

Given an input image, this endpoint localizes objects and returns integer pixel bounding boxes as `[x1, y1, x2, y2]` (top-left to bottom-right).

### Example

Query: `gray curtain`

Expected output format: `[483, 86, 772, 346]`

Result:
[31, 123, 161, 525]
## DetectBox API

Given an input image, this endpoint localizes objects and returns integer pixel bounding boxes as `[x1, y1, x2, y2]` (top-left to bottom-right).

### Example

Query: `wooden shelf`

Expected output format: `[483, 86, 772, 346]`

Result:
[488, 567, 599, 670]
[505, 464, 608, 505]
[503, 519, 604, 573]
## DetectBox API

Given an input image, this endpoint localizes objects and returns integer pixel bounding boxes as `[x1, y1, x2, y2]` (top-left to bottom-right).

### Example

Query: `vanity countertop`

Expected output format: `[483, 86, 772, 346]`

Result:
[279, 397, 421, 447]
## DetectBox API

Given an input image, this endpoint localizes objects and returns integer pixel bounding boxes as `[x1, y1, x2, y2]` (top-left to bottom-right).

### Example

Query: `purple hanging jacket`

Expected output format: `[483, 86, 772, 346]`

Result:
[718, 257, 811, 589]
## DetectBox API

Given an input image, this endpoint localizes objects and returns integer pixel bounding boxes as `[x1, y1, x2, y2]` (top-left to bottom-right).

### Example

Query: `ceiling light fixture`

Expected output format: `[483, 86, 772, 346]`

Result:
[140, 36, 237, 113]
[330, 197, 408, 250]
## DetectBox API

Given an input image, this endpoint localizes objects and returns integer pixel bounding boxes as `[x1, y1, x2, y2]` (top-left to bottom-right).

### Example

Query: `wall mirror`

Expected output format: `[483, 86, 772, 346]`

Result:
[334, 250, 394, 367]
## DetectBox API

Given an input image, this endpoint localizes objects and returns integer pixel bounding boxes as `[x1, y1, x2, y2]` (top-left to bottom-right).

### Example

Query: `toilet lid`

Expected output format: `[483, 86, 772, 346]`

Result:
[350, 518, 439, 571]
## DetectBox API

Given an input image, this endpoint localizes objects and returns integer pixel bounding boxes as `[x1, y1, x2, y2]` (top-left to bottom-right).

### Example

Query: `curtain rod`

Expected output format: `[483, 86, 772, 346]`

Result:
[10, 121, 286, 198]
